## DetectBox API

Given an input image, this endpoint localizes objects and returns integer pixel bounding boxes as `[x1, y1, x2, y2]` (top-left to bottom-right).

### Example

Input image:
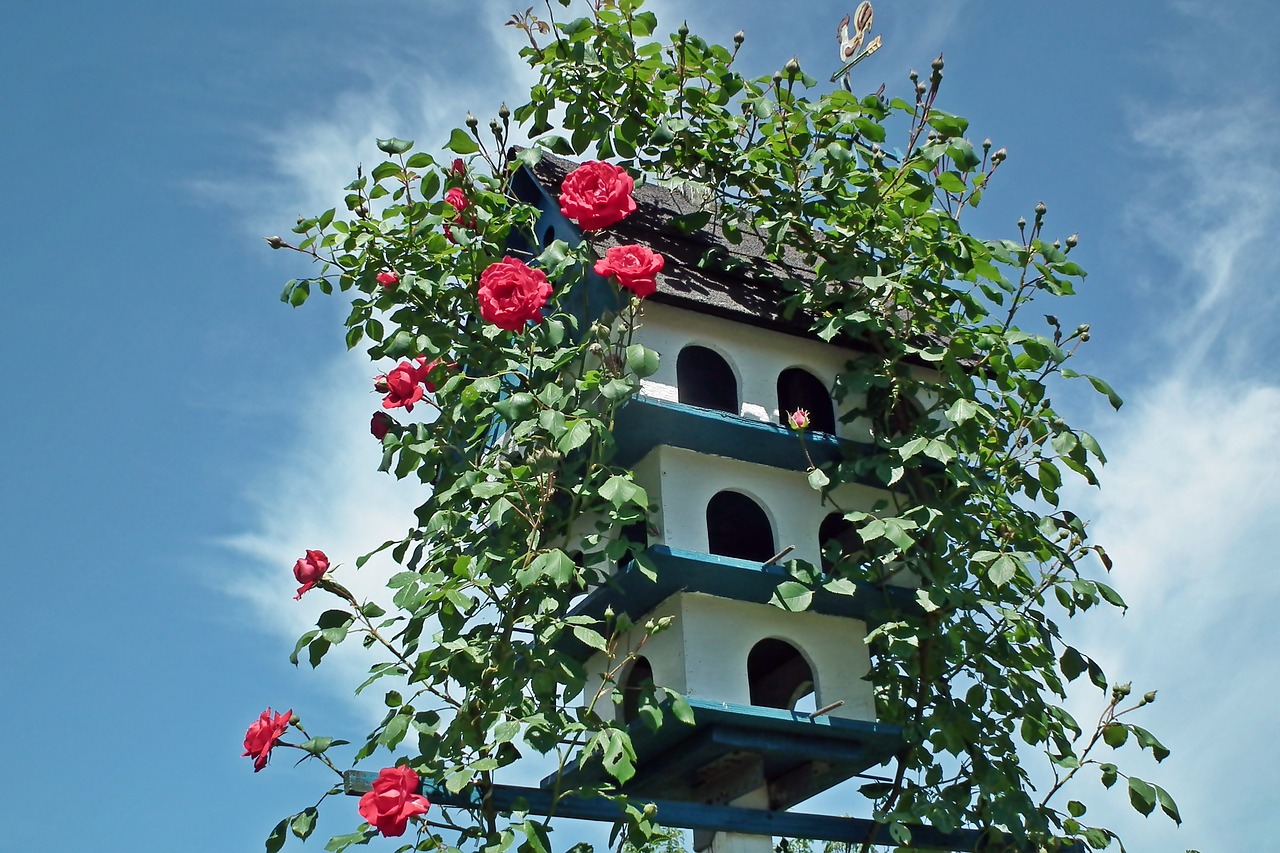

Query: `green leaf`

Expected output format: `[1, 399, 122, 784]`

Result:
[376, 137, 414, 154]
[291, 808, 318, 840]
[1131, 725, 1170, 762]
[948, 139, 981, 171]
[599, 474, 646, 509]
[1155, 784, 1182, 824]
[989, 554, 1017, 586]
[446, 127, 480, 155]
[298, 736, 334, 755]
[1085, 374, 1124, 410]
[1102, 722, 1128, 748]
[937, 171, 966, 193]
[669, 693, 696, 725]
[807, 468, 830, 490]
[572, 624, 608, 652]
[625, 344, 660, 378]
[771, 581, 812, 612]
[1128, 776, 1157, 816]
[266, 818, 289, 853]
[557, 419, 593, 452]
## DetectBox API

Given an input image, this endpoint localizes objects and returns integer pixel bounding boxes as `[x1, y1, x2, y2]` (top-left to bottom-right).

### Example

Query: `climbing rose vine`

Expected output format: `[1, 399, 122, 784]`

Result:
[255, 2, 1181, 852]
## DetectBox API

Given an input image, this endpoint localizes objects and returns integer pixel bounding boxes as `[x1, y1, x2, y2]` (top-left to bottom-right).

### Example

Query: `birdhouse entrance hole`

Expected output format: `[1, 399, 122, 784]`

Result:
[677, 345, 738, 414]
[777, 368, 835, 433]
[706, 491, 775, 563]
[621, 656, 655, 725]
[747, 638, 815, 710]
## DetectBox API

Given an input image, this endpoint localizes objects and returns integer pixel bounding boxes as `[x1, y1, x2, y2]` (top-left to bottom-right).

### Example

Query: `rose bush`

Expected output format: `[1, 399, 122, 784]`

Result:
[242, 707, 292, 772]
[357, 765, 431, 838]
[444, 187, 475, 242]
[292, 550, 329, 600]
[476, 257, 552, 331]
[558, 160, 635, 231]
[593, 244, 665, 297]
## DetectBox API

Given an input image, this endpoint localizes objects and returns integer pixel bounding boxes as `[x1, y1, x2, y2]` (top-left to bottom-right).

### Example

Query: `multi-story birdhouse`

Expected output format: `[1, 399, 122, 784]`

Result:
[510, 152, 911, 851]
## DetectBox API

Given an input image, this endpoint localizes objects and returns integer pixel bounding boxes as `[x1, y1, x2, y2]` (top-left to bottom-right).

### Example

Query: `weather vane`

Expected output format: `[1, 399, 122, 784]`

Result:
[831, 2, 882, 90]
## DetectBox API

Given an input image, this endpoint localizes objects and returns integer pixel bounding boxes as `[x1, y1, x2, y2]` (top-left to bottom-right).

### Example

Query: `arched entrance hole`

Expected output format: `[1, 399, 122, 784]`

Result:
[677, 345, 738, 414]
[777, 368, 835, 434]
[747, 638, 815, 710]
[706, 491, 775, 562]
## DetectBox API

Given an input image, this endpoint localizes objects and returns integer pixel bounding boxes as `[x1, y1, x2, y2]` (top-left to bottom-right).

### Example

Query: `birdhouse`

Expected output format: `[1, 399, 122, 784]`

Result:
[509, 152, 912, 850]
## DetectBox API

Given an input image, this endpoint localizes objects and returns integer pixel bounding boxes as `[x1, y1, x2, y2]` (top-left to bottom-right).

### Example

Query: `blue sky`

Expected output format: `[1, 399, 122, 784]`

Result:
[2, 1, 1276, 851]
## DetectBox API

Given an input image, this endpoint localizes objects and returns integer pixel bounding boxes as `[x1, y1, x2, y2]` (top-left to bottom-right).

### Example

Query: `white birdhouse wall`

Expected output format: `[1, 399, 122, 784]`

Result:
[632, 445, 886, 570]
[582, 591, 874, 724]
[632, 301, 865, 438]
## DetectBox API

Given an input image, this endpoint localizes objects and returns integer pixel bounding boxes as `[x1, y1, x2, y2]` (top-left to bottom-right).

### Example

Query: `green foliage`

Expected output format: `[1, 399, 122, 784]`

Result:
[265, 1, 1176, 851]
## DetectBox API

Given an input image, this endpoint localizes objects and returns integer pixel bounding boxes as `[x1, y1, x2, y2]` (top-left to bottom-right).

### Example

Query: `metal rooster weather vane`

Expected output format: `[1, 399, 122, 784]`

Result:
[832, 1, 882, 89]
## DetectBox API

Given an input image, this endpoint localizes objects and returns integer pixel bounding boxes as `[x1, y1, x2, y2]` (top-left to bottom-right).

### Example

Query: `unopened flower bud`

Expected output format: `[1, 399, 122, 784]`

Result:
[1143, 691, 1157, 704]
[296, 215, 306, 225]
[1112, 682, 1132, 699]
[643, 803, 658, 819]
[1066, 233, 1079, 248]
[1035, 201, 1047, 219]
[290, 714, 300, 726]
[265, 235, 285, 249]
[356, 204, 370, 218]
[1080, 332, 1090, 342]
[465, 113, 478, 129]
[498, 102, 510, 121]
[772, 70, 783, 87]
[916, 82, 927, 97]
[373, 374, 389, 393]
[784, 56, 801, 77]
[1052, 240, 1061, 249]
[931, 55, 944, 72]
[678, 22, 689, 38]
[982, 138, 992, 151]
[992, 147, 1007, 164]
[908, 69, 918, 83]
[733, 30, 745, 45]
[604, 605, 615, 619]
[1017, 216, 1026, 229]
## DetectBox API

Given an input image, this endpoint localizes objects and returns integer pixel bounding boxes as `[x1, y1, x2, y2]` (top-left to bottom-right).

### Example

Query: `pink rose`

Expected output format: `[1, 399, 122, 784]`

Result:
[371, 412, 394, 440]
[477, 257, 552, 331]
[558, 161, 636, 231]
[376, 270, 399, 288]
[293, 549, 329, 600]
[593, 244, 665, 298]
[788, 409, 811, 430]
[358, 765, 431, 837]
[242, 707, 292, 772]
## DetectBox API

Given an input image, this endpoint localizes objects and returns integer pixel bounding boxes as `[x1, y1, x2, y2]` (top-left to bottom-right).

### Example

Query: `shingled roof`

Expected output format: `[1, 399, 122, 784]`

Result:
[517, 150, 833, 340]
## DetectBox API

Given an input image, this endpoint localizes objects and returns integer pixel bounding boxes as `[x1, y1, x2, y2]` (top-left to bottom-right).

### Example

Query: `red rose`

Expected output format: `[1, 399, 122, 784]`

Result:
[788, 408, 811, 430]
[593, 244, 665, 298]
[376, 270, 399, 288]
[558, 161, 636, 231]
[477, 257, 552, 331]
[242, 707, 292, 772]
[381, 358, 428, 412]
[451, 158, 466, 176]
[358, 765, 431, 837]
[293, 549, 329, 600]
[444, 188, 476, 243]
[371, 412, 394, 440]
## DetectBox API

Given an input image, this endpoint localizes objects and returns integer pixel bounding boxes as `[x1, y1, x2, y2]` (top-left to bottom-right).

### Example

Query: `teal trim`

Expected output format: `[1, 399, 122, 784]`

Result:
[557, 545, 915, 660]
[539, 698, 901, 812]
[343, 768, 1002, 851]
[615, 395, 880, 480]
